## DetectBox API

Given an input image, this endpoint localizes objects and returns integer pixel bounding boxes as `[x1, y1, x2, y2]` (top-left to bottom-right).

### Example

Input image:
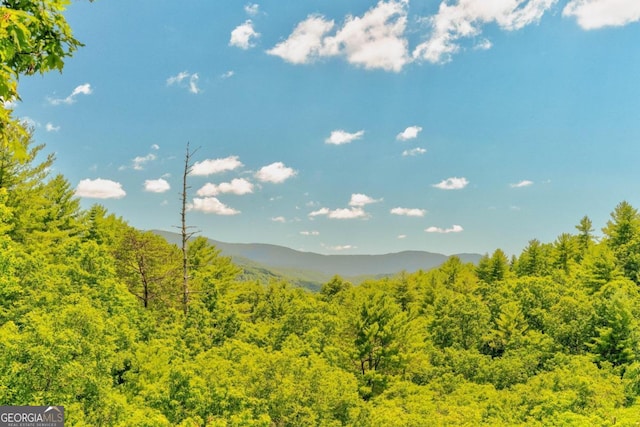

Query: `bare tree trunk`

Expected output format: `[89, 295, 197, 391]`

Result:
[180, 143, 195, 316]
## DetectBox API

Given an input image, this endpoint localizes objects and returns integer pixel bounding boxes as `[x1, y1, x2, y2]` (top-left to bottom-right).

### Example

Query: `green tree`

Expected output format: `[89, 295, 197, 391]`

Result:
[477, 249, 510, 284]
[114, 228, 181, 310]
[575, 215, 595, 260]
[429, 291, 491, 351]
[352, 292, 410, 398]
[486, 302, 529, 356]
[552, 232, 578, 274]
[0, 0, 86, 156]
[320, 275, 352, 302]
[578, 243, 622, 293]
[515, 239, 551, 277]
[602, 201, 640, 283]
[590, 286, 639, 367]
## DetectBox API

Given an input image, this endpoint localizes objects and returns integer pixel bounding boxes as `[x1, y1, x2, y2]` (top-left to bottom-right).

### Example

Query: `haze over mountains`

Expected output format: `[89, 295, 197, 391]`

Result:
[154, 230, 482, 288]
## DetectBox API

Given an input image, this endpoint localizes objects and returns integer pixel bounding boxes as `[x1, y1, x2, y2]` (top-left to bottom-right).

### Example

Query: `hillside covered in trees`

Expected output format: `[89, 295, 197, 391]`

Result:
[3, 127, 640, 425]
[3, 1, 640, 426]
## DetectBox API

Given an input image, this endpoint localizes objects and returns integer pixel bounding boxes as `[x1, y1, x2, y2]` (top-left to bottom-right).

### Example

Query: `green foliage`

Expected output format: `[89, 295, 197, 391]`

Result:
[3, 111, 640, 425]
[0, 0, 85, 158]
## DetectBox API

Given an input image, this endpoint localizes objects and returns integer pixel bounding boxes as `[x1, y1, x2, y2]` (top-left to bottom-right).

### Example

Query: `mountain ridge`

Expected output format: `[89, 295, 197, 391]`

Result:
[153, 230, 482, 287]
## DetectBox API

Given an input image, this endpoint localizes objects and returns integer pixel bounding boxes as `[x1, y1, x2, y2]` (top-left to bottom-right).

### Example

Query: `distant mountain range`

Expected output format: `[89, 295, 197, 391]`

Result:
[153, 230, 482, 290]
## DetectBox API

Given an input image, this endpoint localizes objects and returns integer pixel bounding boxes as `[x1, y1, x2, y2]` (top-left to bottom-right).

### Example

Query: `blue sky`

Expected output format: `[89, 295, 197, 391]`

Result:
[12, 0, 640, 256]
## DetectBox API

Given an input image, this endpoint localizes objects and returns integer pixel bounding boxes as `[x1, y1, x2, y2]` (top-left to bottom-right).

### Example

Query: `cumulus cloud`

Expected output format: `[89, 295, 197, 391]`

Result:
[230, 20, 260, 49]
[191, 197, 240, 215]
[48, 83, 92, 105]
[433, 177, 469, 190]
[166, 71, 200, 94]
[244, 3, 260, 16]
[192, 156, 243, 176]
[151, 144, 160, 150]
[309, 207, 369, 220]
[391, 207, 426, 217]
[425, 224, 464, 233]
[221, 70, 235, 79]
[132, 153, 157, 171]
[396, 125, 422, 141]
[255, 162, 297, 183]
[300, 230, 320, 236]
[45, 122, 60, 132]
[272, 216, 286, 223]
[510, 180, 533, 188]
[268, 0, 410, 72]
[349, 193, 382, 207]
[144, 178, 171, 193]
[563, 0, 640, 29]
[267, 15, 336, 64]
[402, 147, 427, 157]
[197, 178, 254, 196]
[413, 0, 556, 64]
[325, 129, 365, 145]
[398, 234, 407, 239]
[76, 178, 126, 199]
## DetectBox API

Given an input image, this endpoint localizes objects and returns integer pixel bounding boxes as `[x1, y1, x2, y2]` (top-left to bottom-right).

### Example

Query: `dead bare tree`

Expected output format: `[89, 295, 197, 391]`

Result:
[179, 142, 199, 315]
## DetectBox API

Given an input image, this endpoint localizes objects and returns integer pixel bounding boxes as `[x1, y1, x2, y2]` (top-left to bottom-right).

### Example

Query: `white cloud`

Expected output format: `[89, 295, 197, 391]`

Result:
[391, 207, 426, 217]
[474, 38, 493, 50]
[425, 224, 464, 233]
[433, 177, 469, 190]
[76, 178, 126, 199]
[272, 216, 286, 223]
[188, 74, 200, 94]
[268, 0, 410, 72]
[255, 162, 297, 183]
[151, 144, 160, 150]
[144, 178, 171, 193]
[191, 197, 240, 215]
[510, 180, 533, 188]
[300, 230, 320, 236]
[197, 178, 254, 196]
[132, 153, 157, 171]
[396, 125, 422, 141]
[398, 234, 407, 239]
[402, 147, 427, 157]
[322, 0, 410, 72]
[267, 15, 336, 64]
[167, 71, 189, 85]
[325, 129, 365, 145]
[349, 193, 382, 207]
[230, 20, 260, 49]
[191, 156, 243, 176]
[20, 116, 39, 128]
[244, 3, 260, 16]
[323, 244, 356, 251]
[167, 71, 200, 94]
[413, 0, 556, 64]
[221, 70, 235, 79]
[48, 83, 92, 106]
[563, 0, 640, 29]
[333, 207, 368, 219]
[2, 99, 17, 109]
[309, 207, 330, 217]
[45, 122, 60, 132]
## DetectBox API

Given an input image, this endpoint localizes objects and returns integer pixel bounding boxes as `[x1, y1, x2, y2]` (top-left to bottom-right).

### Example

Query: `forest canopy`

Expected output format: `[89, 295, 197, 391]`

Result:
[2, 2, 640, 426]
[2, 126, 640, 425]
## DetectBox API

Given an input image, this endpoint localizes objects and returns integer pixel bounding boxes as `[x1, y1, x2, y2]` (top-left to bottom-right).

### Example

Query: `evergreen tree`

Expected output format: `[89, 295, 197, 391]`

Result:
[602, 201, 640, 283]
